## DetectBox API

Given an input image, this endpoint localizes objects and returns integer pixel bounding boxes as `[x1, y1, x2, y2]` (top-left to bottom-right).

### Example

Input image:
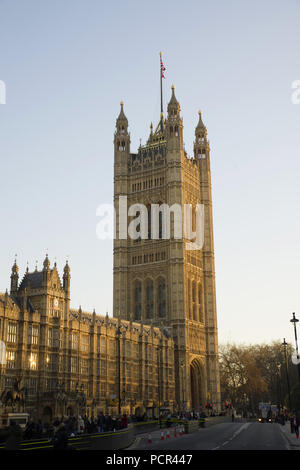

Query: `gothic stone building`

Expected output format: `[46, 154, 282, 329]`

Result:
[113, 86, 221, 411]
[0, 257, 175, 421]
[0, 86, 221, 421]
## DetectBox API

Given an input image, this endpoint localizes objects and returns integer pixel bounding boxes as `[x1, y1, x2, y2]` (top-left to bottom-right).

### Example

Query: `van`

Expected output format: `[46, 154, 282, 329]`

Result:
[0, 413, 29, 430]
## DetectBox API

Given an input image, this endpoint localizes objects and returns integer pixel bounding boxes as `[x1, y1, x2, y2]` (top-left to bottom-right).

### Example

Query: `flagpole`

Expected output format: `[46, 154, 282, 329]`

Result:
[160, 51, 164, 133]
[160, 51, 163, 115]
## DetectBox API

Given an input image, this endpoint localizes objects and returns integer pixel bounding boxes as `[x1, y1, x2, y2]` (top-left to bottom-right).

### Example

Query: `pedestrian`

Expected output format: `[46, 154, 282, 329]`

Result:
[290, 413, 295, 434]
[294, 412, 300, 439]
[4, 421, 23, 450]
[77, 415, 84, 434]
[121, 414, 128, 429]
[52, 422, 68, 450]
[97, 412, 105, 432]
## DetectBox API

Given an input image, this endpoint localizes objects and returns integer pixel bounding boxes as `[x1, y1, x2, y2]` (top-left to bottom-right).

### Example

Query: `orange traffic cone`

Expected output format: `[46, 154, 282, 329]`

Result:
[166, 429, 170, 439]
[174, 427, 177, 438]
[148, 433, 152, 444]
[161, 430, 164, 440]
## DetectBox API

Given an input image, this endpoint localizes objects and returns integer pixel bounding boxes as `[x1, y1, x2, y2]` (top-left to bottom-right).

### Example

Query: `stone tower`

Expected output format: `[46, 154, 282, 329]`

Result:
[113, 86, 221, 411]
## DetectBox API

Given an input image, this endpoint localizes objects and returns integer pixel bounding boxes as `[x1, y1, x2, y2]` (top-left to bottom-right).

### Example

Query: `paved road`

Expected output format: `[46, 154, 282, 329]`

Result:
[130, 422, 291, 450]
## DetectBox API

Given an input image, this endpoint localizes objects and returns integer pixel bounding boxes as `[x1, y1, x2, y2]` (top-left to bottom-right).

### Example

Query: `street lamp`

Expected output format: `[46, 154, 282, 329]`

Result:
[290, 312, 300, 382]
[157, 347, 161, 426]
[116, 326, 122, 416]
[180, 361, 185, 414]
[277, 364, 282, 409]
[282, 338, 292, 411]
[116, 325, 127, 416]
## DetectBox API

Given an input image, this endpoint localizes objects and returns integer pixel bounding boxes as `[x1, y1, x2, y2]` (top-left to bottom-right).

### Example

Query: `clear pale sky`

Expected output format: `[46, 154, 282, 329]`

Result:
[0, 0, 300, 346]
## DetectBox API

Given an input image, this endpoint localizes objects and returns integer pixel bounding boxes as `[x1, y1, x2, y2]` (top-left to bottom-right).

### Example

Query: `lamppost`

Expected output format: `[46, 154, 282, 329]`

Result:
[116, 326, 122, 416]
[277, 364, 282, 409]
[290, 312, 300, 383]
[180, 361, 185, 414]
[282, 339, 292, 411]
[157, 347, 161, 426]
[116, 325, 127, 416]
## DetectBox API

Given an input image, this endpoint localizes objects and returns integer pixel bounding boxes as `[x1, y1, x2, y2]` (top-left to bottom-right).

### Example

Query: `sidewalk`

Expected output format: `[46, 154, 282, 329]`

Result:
[128, 424, 188, 449]
[279, 422, 300, 450]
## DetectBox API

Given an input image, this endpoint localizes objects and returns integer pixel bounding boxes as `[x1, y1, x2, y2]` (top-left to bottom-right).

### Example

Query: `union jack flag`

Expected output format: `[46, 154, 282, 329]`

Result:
[160, 54, 166, 79]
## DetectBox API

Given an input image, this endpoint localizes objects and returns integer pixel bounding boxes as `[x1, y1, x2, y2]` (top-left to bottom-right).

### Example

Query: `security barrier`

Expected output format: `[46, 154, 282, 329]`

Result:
[0, 425, 135, 451]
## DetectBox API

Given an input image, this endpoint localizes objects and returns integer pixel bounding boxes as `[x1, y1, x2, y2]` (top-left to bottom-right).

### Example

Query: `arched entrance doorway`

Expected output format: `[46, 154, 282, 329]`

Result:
[190, 359, 203, 411]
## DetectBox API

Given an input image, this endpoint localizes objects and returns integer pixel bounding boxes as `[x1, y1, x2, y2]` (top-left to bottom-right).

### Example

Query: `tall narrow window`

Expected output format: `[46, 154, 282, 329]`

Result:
[159, 211, 163, 239]
[7, 323, 17, 343]
[146, 280, 154, 318]
[158, 279, 166, 317]
[134, 281, 142, 320]
[28, 352, 38, 370]
[31, 326, 39, 345]
[147, 206, 151, 240]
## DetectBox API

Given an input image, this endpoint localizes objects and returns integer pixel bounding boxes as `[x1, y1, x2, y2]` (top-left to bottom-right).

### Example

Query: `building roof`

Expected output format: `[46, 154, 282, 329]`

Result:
[18, 271, 43, 290]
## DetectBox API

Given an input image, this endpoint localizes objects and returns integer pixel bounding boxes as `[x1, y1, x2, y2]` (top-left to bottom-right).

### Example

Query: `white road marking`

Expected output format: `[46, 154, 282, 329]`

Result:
[212, 422, 251, 450]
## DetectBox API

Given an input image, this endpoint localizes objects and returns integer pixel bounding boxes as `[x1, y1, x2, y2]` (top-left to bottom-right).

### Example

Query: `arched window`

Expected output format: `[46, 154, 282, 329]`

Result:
[192, 281, 196, 303]
[159, 211, 163, 239]
[147, 205, 151, 240]
[193, 304, 197, 322]
[158, 278, 166, 317]
[188, 279, 192, 319]
[146, 280, 154, 318]
[134, 281, 142, 320]
[198, 283, 204, 323]
[198, 283, 201, 304]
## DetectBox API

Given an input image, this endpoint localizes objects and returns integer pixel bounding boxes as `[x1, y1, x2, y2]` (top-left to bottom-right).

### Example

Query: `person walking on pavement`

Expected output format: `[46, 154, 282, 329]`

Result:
[4, 421, 23, 450]
[294, 412, 300, 439]
[291, 412, 295, 434]
[52, 422, 68, 450]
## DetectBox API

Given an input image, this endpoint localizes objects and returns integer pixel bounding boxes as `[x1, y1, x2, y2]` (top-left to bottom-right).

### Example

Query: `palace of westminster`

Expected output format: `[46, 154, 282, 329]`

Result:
[0, 85, 221, 422]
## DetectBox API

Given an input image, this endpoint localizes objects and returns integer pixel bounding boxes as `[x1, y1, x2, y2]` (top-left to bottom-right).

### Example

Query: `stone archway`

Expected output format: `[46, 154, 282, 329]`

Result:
[190, 358, 204, 411]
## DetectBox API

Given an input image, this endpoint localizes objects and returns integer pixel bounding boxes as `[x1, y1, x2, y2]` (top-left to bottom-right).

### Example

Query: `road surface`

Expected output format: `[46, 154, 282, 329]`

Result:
[129, 421, 292, 450]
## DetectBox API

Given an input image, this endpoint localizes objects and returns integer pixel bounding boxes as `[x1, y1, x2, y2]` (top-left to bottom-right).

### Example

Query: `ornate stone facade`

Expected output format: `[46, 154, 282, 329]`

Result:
[113, 86, 221, 410]
[0, 257, 175, 421]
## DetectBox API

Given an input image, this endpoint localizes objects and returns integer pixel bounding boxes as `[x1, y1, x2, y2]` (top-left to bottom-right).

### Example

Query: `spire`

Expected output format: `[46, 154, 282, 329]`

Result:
[10, 256, 19, 295]
[194, 110, 209, 160]
[167, 85, 180, 116]
[63, 258, 71, 295]
[63, 259, 70, 275]
[195, 110, 207, 136]
[116, 101, 128, 129]
[43, 253, 50, 270]
[11, 256, 18, 275]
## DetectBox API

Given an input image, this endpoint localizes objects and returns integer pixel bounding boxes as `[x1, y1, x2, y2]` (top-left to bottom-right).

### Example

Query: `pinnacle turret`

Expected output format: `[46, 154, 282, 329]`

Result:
[10, 256, 19, 294]
[194, 110, 209, 160]
[167, 85, 180, 116]
[43, 253, 50, 270]
[195, 110, 207, 137]
[116, 101, 128, 133]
